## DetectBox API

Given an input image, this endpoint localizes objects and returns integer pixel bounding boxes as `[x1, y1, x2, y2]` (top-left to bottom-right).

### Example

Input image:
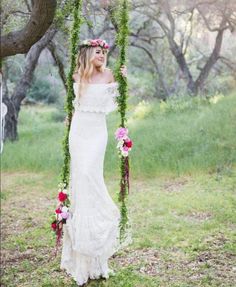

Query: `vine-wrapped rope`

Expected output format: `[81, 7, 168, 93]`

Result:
[53, 0, 83, 256]
[114, 0, 131, 242]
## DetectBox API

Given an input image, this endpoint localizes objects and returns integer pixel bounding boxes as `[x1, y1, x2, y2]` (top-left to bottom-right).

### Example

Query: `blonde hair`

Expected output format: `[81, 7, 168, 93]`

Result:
[74, 46, 108, 98]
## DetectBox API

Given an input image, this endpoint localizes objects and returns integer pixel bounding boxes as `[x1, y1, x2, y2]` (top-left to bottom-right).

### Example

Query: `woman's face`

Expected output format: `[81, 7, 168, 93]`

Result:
[91, 47, 106, 68]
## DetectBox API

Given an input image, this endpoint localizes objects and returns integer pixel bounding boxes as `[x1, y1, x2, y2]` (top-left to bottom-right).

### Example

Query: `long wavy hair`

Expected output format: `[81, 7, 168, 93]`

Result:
[74, 46, 108, 98]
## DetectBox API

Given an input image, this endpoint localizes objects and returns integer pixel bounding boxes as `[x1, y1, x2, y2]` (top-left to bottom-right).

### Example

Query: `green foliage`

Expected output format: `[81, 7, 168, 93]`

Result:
[54, 0, 87, 34]
[113, 0, 131, 242]
[1, 0, 29, 34]
[60, 0, 83, 186]
[2, 93, 236, 179]
[27, 78, 59, 104]
[1, 168, 236, 286]
[114, 0, 130, 126]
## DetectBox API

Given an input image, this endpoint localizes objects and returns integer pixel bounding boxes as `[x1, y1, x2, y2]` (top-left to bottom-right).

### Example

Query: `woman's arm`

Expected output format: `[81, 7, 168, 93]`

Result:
[106, 65, 127, 83]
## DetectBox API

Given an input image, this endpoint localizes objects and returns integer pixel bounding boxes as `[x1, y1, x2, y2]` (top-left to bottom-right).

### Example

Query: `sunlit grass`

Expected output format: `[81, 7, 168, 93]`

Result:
[1, 171, 235, 286]
[2, 93, 236, 180]
[1, 94, 236, 286]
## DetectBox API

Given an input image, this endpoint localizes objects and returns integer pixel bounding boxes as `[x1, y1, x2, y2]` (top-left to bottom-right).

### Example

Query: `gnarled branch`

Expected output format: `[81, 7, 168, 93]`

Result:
[1, 0, 57, 58]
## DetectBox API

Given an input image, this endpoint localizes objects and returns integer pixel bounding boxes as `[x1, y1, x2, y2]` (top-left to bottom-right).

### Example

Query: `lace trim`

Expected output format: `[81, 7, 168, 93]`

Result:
[72, 84, 119, 114]
[73, 104, 117, 115]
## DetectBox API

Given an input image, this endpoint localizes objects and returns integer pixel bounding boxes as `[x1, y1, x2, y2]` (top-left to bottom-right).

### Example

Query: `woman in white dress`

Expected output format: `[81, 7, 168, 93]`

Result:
[60, 39, 132, 286]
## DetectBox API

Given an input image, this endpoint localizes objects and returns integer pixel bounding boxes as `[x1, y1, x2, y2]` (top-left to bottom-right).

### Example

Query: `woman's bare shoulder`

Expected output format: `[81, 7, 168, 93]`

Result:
[104, 68, 115, 83]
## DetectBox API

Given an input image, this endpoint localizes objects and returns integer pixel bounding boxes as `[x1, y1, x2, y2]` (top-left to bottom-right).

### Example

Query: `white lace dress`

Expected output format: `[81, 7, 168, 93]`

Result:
[60, 82, 132, 286]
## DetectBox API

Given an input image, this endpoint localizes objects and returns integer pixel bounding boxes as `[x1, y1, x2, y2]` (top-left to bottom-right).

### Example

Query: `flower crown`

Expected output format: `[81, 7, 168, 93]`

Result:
[79, 38, 110, 50]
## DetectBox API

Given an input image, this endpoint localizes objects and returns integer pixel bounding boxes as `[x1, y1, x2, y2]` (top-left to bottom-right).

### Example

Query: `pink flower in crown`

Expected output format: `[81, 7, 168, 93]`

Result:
[104, 43, 109, 49]
[96, 38, 103, 44]
[90, 39, 98, 47]
[115, 127, 128, 140]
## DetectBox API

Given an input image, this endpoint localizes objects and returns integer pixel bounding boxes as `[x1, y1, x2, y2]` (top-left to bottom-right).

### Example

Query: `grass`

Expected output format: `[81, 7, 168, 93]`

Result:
[1, 93, 236, 286]
[1, 171, 235, 286]
[2, 93, 236, 178]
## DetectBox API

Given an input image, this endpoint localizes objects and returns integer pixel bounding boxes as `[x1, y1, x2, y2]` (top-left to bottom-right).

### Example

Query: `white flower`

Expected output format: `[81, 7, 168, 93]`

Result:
[62, 189, 67, 194]
[58, 182, 67, 189]
[121, 150, 129, 157]
[62, 206, 68, 213]
[117, 140, 124, 148]
[82, 39, 89, 45]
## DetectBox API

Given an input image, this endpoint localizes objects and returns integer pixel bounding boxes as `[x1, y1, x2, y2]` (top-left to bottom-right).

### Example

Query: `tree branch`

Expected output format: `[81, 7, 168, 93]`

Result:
[1, 0, 57, 58]
[47, 41, 67, 90]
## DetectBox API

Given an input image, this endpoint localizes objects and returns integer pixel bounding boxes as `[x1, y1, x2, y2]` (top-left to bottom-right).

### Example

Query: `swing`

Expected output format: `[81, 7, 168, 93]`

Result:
[51, 0, 132, 256]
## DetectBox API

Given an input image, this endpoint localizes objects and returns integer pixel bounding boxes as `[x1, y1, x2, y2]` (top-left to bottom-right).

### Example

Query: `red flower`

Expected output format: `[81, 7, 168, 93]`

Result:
[55, 208, 62, 214]
[51, 221, 57, 231]
[124, 139, 133, 148]
[58, 191, 67, 202]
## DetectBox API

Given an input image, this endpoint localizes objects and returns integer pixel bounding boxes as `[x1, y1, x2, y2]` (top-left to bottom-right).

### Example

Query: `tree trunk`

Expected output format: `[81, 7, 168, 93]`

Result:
[3, 28, 57, 141]
[132, 43, 171, 99]
[0, 0, 57, 58]
[47, 42, 67, 90]
[3, 96, 18, 141]
[2, 69, 18, 141]
[194, 20, 227, 94]
[167, 37, 196, 94]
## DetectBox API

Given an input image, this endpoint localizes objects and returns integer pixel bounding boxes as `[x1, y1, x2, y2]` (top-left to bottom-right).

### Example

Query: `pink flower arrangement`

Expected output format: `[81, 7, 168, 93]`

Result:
[51, 182, 70, 237]
[81, 38, 110, 49]
[115, 127, 133, 157]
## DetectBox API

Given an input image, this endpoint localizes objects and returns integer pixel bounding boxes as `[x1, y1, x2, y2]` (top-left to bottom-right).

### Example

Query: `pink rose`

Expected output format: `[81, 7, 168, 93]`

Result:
[96, 39, 103, 44]
[122, 145, 129, 152]
[115, 127, 128, 140]
[61, 212, 69, 219]
[91, 40, 97, 47]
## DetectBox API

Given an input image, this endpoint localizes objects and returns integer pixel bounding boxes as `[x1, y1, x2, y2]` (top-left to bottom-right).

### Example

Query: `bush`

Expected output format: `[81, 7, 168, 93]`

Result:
[27, 78, 59, 104]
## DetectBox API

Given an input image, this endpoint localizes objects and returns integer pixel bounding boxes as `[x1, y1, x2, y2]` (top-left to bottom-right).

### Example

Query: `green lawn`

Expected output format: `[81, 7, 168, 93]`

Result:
[1, 94, 236, 286]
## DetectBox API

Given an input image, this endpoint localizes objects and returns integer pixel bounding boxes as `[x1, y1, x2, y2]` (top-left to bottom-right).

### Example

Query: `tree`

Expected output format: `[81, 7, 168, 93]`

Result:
[3, 28, 58, 141]
[135, 0, 236, 95]
[0, 0, 57, 58]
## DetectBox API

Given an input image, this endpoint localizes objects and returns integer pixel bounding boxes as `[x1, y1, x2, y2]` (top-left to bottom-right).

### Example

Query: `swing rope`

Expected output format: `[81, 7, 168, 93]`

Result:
[61, 0, 83, 187]
[114, 0, 131, 243]
[51, 0, 83, 257]
[51, 0, 131, 255]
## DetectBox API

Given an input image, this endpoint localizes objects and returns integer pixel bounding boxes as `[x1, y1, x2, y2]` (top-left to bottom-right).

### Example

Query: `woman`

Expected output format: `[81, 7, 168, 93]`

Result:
[60, 39, 132, 286]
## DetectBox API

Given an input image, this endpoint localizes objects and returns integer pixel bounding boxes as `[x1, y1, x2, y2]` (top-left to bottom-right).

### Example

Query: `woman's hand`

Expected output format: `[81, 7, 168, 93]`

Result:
[120, 65, 127, 78]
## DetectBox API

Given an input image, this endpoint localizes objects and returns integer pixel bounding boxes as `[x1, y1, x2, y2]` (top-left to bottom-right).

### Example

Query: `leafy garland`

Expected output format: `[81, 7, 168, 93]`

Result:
[51, 0, 83, 256]
[51, 0, 131, 253]
[114, 0, 131, 243]
[61, 0, 82, 186]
